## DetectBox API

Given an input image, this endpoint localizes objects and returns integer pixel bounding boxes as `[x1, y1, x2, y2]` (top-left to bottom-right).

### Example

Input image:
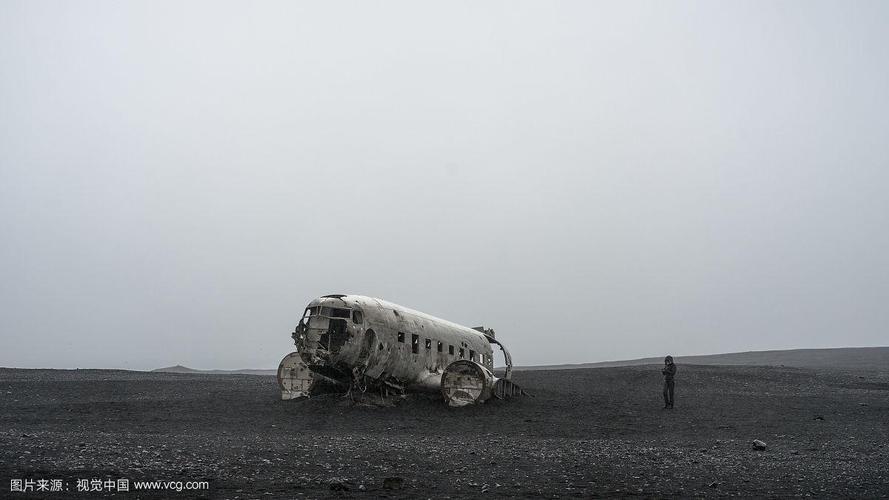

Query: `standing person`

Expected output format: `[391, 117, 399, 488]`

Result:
[662, 355, 677, 409]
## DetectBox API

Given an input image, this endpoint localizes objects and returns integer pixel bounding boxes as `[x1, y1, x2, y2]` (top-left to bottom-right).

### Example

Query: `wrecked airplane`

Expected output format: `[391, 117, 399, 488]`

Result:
[277, 294, 525, 406]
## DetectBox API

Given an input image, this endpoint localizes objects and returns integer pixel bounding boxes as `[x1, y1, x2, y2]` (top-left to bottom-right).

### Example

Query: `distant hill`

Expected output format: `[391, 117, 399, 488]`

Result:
[153, 365, 199, 374]
[518, 347, 889, 371]
[152, 365, 276, 376]
[152, 347, 889, 376]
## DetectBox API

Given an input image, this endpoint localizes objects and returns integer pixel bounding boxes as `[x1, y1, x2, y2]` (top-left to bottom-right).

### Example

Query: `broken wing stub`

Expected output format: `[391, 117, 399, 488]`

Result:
[441, 360, 494, 407]
[440, 360, 528, 407]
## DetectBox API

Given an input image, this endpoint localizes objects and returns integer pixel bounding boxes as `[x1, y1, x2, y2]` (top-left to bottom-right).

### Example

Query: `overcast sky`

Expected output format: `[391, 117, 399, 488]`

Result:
[2, 1, 887, 370]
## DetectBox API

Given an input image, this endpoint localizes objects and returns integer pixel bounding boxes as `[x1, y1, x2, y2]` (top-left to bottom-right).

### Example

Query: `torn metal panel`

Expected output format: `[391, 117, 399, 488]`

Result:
[276, 294, 525, 405]
[485, 333, 515, 380]
[277, 352, 313, 400]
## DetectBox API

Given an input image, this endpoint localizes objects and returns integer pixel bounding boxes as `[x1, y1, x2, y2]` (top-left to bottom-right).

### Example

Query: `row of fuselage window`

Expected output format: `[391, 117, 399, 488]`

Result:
[304, 307, 489, 365]
[393, 332, 489, 365]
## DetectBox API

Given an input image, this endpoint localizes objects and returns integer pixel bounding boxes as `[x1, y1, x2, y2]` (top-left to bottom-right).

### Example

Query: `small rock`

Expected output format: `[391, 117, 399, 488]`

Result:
[383, 477, 404, 490]
[708, 481, 719, 488]
[813, 416, 824, 421]
[329, 481, 348, 492]
[752, 439, 767, 451]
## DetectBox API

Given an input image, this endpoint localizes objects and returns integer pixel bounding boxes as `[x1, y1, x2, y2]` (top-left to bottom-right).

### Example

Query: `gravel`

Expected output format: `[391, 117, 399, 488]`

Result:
[1, 364, 887, 498]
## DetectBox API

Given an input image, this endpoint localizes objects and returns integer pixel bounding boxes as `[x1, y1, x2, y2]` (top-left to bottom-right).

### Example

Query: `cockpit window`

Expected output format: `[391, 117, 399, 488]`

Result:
[303, 306, 351, 319]
[352, 310, 364, 324]
[331, 308, 351, 318]
[317, 306, 350, 318]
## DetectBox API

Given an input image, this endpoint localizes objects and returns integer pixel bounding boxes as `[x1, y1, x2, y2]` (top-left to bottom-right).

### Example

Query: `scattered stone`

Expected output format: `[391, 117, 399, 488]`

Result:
[383, 477, 404, 490]
[329, 480, 348, 492]
[813, 416, 825, 421]
[708, 481, 719, 488]
[752, 440, 767, 451]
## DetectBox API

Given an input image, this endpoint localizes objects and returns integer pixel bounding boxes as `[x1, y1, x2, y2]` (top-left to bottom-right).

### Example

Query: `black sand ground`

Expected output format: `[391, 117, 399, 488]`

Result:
[1, 365, 887, 498]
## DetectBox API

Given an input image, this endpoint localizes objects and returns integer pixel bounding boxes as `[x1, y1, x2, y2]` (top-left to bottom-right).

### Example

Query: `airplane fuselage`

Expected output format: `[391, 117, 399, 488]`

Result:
[277, 294, 523, 405]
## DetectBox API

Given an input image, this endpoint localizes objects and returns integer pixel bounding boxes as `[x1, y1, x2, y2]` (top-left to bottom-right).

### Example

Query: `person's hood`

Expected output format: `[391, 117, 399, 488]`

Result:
[664, 355, 674, 364]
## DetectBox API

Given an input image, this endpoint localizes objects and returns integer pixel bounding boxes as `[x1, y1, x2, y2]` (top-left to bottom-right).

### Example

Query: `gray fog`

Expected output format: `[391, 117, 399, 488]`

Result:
[1, 1, 887, 370]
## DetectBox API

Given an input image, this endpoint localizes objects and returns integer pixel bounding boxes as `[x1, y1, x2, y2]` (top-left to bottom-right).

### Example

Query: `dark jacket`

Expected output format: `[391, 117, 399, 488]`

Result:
[662, 363, 677, 381]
